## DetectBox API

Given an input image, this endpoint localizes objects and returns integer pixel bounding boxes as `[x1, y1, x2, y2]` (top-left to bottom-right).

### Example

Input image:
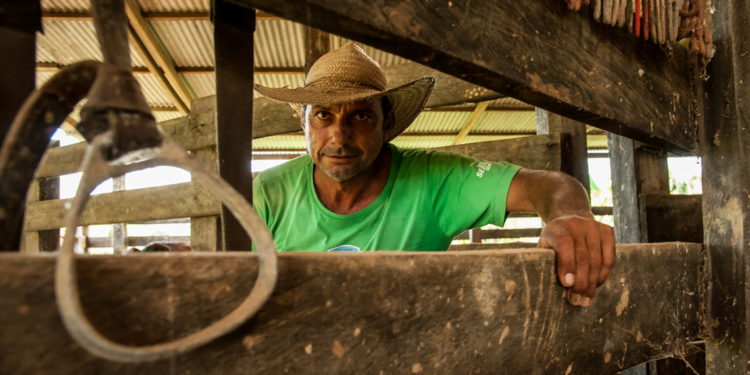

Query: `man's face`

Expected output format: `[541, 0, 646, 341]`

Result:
[302, 98, 391, 182]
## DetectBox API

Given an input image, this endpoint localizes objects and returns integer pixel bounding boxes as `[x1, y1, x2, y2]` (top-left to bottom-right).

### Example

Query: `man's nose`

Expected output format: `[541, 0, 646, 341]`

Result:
[328, 116, 352, 146]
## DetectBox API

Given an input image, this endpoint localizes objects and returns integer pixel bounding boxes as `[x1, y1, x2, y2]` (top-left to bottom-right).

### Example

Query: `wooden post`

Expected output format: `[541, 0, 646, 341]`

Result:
[191, 147, 220, 251]
[38, 141, 61, 251]
[303, 26, 330, 74]
[535, 109, 590, 194]
[0, 22, 39, 251]
[112, 176, 127, 254]
[214, 1, 256, 251]
[468, 228, 482, 243]
[698, 0, 750, 373]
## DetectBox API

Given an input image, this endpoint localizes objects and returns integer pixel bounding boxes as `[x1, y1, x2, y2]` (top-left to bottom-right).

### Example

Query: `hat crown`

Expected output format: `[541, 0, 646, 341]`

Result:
[304, 42, 388, 91]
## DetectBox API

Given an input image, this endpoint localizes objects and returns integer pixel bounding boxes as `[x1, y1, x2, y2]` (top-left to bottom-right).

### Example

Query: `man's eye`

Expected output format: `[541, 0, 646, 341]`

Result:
[354, 113, 369, 120]
[315, 111, 330, 120]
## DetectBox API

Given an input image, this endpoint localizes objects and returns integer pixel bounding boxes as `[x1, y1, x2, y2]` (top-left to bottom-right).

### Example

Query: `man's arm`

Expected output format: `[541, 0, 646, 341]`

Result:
[505, 169, 616, 308]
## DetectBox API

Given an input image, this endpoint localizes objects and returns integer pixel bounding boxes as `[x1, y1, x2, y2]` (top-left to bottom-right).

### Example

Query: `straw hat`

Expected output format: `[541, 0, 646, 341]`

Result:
[254, 42, 435, 141]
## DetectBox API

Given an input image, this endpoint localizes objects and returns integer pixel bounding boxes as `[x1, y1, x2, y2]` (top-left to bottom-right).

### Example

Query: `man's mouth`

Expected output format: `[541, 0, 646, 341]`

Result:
[325, 154, 358, 162]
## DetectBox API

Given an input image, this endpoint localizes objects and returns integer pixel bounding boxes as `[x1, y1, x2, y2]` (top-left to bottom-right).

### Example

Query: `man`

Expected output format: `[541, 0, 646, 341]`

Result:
[253, 42, 615, 308]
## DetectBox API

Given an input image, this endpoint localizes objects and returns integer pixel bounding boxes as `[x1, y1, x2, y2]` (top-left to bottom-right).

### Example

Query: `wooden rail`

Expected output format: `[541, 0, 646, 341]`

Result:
[0, 243, 704, 374]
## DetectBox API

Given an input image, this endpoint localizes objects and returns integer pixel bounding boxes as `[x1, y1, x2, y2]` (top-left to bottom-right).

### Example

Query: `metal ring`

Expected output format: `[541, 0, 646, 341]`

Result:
[55, 129, 278, 363]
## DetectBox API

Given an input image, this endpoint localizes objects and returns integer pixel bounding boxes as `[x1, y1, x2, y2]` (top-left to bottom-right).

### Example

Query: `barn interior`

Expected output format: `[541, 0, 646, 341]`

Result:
[0, 0, 747, 374]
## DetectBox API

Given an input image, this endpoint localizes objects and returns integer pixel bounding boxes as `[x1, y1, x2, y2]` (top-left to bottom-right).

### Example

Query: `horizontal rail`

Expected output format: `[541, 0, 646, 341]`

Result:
[87, 236, 191, 248]
[0, 243, 704, 374]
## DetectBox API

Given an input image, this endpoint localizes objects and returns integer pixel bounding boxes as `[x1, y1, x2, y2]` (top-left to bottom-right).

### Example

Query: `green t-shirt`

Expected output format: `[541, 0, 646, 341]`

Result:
[253, 144, 521, 252]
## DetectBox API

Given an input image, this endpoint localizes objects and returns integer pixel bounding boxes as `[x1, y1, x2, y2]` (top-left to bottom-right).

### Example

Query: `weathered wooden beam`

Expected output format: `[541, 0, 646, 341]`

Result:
[455, 228, 542, 240]
[127, 24, 189, 115]
[124, 0, 195, 109]
[24, 182, 221, 231]
[38, 63, 303, 75]
[452, 101, 490, 145]
[235, 0, 696, 154]
[303, 26, 329, 74]
[35, 110, 216, 179]
[111, 176, 127, 255]
[698, 0, 750, 372]
[214, 0, 256, 251]
[433, 133, 571, 172]
[0, 243, 704, 374]
[41, 11, 281, 21]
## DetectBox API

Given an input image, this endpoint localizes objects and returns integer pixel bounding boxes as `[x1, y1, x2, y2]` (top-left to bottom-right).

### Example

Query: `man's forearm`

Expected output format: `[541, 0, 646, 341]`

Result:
[524, 170, 593, 223]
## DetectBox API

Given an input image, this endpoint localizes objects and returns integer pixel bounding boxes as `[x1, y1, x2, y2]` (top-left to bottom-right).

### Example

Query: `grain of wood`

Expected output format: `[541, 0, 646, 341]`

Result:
[0, 243, 703, 374]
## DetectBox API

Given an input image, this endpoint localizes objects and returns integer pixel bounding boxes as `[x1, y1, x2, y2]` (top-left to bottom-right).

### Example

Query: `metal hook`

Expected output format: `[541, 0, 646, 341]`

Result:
[55, 128, 278, 362]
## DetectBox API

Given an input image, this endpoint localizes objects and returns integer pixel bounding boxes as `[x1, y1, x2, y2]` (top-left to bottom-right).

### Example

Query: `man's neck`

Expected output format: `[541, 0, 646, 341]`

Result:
[313, 147, 392, 215]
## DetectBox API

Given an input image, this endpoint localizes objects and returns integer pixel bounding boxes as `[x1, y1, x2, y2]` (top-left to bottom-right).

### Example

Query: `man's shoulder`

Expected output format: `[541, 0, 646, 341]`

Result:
[255, 155, 311, 186]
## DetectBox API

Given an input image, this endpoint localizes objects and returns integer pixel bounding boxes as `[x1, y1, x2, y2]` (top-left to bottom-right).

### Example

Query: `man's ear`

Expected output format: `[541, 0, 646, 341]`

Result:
[383, 111, 395, 140]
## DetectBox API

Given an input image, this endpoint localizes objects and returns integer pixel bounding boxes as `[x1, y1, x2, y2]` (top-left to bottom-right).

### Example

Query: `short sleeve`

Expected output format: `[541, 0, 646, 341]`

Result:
[251, 175, 271, 252]
[427, 151, 522, 238]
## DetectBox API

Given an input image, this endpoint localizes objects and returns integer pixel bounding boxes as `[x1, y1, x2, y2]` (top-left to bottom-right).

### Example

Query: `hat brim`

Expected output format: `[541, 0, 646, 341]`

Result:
[253, 77, 436, 142]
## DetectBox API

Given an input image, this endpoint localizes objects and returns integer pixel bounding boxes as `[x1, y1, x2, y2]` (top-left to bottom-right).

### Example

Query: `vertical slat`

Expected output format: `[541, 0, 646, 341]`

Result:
[536, 109, 590, 194]
[112, 176, 127, 254]
[21, 180, 41, 253]
[699, 0, 750, 373]
[303, 26, 330, 74]
[38, 141, 61, 251]
[214, 1, 256, 251]
[191, 147, 220, 251]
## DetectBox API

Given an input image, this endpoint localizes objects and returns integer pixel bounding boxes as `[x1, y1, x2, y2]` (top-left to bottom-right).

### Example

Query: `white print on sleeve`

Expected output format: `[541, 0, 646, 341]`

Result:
[471, 160, 492, 178]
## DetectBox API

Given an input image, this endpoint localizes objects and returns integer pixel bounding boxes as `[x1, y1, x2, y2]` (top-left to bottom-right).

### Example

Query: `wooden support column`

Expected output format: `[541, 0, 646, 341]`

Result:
[214, 1, 256, 251]
[303, 26, 330, 74]
[111, 176, 127, 254]
[0, 22, 38, 251]
[698, 0, 750, 373]
[536, 109, 590, 194]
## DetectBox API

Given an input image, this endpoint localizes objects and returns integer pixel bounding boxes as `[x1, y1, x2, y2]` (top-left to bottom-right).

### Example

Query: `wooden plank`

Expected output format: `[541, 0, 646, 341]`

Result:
[236, 0, 696, 154]
[433, 133, 570, 171]
[698, 0, 750, 372]
[448, 242, 537, 251]
[452, 101, 490, 145]
[303, 26, 329, 74]
[0, 243, 703, 374]
[455, 228, 542, 240]
[24, 182, 221, 231]
[36, 110, 215, 179]
[536, 109, 590, 193]
[111, 176, 127, 255]
[607, 134, 642, 243]
[639, 194, 703, 244]
[88, 236, 191, 248]
[124, 0, 194, 109]
[191, 147, 220, 252]
[127, 24, 189, 115]
[214, 0, 256, 251]
[41, 11, 280, 21]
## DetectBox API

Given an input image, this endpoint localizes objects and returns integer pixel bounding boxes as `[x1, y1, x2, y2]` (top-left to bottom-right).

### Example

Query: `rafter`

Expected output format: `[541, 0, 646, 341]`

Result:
[451, 101, 490, 145]
[41, 11, 281, 21]
[123, 0, 194, 109]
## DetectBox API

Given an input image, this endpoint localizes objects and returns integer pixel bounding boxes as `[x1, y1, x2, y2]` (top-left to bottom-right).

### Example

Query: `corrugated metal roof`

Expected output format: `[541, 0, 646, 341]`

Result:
[135, 74, 176, 107]
[472, 111, 536, 133]
[38, 20, 146, 66]
[255, 20, 305, 68]
[184, 73, 216, 98]
[406, 112, 470, 133]
[151, 20, 214, 67]
[136, 0, 209, 12]
[42, 0, 90, 11]
[153, 111, 184, 122]
[253, 135, 305, 150]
